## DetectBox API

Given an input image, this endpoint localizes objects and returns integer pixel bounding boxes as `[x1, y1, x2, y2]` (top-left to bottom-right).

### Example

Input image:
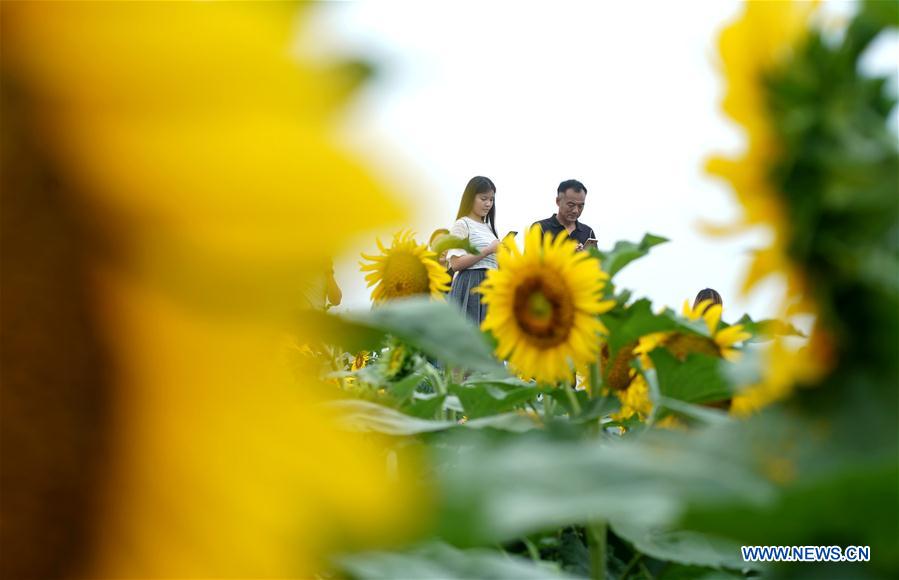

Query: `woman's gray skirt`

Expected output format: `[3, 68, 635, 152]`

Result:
[449, 268, 489, 326]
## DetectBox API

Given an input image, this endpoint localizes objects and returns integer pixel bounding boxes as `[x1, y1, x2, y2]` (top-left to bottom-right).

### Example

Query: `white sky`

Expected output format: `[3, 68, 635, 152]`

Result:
[304, 1, 896, 326]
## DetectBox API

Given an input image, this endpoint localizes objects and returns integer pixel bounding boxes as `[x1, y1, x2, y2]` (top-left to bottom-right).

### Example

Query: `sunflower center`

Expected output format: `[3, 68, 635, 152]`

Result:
[513, 273, 575, 348]
[382, 251, 431, 298]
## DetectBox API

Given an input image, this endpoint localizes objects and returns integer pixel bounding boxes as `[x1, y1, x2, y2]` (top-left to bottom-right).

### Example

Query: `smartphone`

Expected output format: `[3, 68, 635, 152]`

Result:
[583, 237, 598, 247]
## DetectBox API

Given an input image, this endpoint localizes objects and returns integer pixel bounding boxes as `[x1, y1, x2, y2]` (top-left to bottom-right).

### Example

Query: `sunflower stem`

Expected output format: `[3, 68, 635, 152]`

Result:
[588, 355, 607, 435]
[563, 382, 582, 418]
[522, 537, 541, 562]
[587, 520, 607, 580]
[588, 362, 601, 399]
[543, 393, 555, 419]
[327, 345, 349, 391]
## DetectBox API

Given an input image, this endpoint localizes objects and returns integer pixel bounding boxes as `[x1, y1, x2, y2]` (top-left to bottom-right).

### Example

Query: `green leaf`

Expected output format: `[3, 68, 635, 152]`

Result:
[734, 314, 806, 342]
[462, 412, 540, 433]
[679, 411, 899, 575]
[295, 308, 384, 354]
[575, 393, 621, 424]
[649, 349, 732, 404]
[327, 400, 454, 435]
[609, 518, 759, 571]
[593, 233, 669, 278]
[557, 528, 591, 578]
[655, 564, 746, 580]
[337, 542, 580, 580]
[861, 0, 899, 29]
[347, 299, 506, 375]
[434, 427, 775, 546]
[326, 400, 538, 435]
[432, 234, 479, 257]
[655, 397, 732, 427]
[402, 393, 446, 419]
[450, 382, 539, 419]
[301, 298, 507, 375]
[386, 371, 425, 402]
[600, 299, 682, 354]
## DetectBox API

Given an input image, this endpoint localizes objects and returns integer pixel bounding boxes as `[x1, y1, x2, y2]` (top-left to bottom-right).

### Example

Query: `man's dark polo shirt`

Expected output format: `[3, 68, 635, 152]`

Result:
[532, 214, 596, 245]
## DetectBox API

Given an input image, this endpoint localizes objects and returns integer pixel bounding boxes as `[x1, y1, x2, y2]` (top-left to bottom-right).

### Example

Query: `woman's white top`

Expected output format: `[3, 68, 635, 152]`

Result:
[446, 216, 499, 270]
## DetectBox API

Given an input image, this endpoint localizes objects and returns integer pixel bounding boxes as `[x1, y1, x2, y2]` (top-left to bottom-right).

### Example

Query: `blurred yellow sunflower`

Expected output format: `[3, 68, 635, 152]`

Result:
[705, 1, 817, 305]
[1, 2, 423, 578]
[705, 1, 831, 415]
[478, 226, 615, 384]
[361, 231, 451, 302]
[731, 327, 832, 417]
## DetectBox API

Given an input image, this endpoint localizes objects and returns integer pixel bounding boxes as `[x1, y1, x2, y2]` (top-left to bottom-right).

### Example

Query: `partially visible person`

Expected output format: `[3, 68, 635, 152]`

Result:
[299, 260, 342, 310]
[325, 262, 342, 308]
[693, 288, 723, 313]
[532, 179, 597, 250]
[446, 176, 500, 325]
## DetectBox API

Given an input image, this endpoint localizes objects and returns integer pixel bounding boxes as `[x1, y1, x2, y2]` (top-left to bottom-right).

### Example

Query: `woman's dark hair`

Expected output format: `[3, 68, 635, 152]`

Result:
[455, 176, 497, 237]
[693, 288, 723, 312]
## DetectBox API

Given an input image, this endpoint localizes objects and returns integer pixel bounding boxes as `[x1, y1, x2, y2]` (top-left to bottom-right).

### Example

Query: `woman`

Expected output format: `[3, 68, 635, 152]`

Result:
[446, 176, 500, 325]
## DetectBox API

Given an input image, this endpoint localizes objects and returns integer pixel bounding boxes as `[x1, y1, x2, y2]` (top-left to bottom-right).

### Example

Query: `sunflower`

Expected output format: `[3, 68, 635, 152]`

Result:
[613, 299, 750, 420]
[361, 231, 451, 302]
[612, 373, 653, 422]
[351, 351, 372, 372]
[478, 226, 615, 384]
[383, 342, 418, 381]
[681, 299, 752, 362]
[631, 299, 750, 375]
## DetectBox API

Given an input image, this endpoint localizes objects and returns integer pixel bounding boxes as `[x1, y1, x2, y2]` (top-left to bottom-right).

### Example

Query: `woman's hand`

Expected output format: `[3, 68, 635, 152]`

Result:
[481, 239, 501, 256]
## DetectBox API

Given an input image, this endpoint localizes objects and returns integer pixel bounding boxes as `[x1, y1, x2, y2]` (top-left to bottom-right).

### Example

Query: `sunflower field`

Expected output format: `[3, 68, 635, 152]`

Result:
[1, 2, 896, 580]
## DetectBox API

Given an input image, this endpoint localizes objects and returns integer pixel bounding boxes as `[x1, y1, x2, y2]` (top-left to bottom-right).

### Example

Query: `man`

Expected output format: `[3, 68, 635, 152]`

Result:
[532, 179, 597, 250]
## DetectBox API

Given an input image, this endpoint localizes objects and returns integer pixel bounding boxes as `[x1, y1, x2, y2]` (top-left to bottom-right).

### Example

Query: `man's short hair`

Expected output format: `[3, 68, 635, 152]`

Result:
[557, 179, 587, 198]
